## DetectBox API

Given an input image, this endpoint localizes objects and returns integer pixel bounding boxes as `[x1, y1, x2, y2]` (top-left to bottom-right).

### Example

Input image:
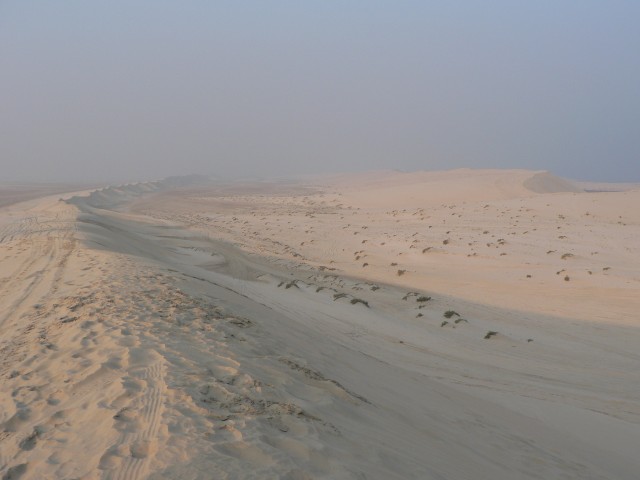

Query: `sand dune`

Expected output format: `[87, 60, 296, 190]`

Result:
[1, 170, 640, 479]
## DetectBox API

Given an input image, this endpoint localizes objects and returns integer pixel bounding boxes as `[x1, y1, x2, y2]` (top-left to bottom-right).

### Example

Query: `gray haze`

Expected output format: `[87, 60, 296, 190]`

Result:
[2, 1, 639, 183]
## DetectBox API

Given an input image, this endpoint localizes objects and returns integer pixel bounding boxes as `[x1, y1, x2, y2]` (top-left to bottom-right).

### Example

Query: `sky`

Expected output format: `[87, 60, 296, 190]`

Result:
[1, 1, 639, 183]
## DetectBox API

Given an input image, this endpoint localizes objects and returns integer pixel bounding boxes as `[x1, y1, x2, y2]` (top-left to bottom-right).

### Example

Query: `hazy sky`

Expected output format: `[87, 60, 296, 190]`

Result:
[2, 1, 639, 182]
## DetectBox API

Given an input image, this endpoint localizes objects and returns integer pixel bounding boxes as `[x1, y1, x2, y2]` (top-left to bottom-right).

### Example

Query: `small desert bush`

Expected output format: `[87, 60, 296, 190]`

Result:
[484, 331, 498, 339]
[416, 296, 431, 303]
[443, 310, 459, 318]
[350, 298, 369, 307]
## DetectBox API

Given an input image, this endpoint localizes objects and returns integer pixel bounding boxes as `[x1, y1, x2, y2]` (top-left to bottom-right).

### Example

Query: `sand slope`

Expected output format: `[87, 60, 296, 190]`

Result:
[1, 170, 640, 479]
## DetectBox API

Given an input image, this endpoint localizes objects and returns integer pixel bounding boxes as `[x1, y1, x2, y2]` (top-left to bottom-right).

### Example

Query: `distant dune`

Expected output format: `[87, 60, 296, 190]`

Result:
[522, 171, 583, 193]
[310, 169, 582, 209]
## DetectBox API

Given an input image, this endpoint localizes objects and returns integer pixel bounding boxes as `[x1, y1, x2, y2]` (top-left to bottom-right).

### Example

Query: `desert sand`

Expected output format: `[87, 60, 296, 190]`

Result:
[1, 169, 640, 479]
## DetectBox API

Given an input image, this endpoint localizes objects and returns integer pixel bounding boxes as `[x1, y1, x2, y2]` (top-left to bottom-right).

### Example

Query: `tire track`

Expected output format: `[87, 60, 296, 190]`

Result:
[0, 209, 77, 327]
[110, 359, 166, 480]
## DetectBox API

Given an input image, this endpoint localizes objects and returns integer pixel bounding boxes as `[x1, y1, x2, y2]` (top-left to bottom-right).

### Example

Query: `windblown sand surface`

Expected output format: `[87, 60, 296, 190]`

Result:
[1, 170, 639, 479]
[0, 184, 97, 209]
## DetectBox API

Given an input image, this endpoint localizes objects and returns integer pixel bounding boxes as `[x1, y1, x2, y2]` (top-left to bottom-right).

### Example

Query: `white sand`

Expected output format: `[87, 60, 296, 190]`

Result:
[1, 170, 639, 479]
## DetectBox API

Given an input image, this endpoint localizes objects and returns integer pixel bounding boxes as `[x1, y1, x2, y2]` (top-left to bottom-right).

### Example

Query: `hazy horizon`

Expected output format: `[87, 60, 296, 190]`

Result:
[2, 2, 639, 183]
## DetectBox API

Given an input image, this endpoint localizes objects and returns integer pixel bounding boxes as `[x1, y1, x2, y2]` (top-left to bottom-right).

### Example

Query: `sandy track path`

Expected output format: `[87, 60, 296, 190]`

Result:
[0, 219, 73, 327]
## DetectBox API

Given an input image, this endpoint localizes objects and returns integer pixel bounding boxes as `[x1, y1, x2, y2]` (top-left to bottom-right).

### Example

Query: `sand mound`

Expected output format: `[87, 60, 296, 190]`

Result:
[523, 171, 583, 193]
[318, 169, 580, 209]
